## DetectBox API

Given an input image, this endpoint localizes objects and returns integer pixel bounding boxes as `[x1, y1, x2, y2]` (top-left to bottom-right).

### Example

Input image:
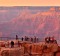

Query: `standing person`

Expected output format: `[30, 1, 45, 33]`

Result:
[16, 35, 18, 40]
[16, 35, 19, 47]
[34, 36, 36, 43]
[25, 36, 27, 41]
[11, 41, 14, 48]
[21, 37, 24, 41]
[31, 38, 33, 42]
[43, 37, 54, 56]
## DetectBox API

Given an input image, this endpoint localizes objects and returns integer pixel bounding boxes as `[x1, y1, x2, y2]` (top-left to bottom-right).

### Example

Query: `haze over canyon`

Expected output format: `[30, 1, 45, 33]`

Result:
[0, 7, 60, 43]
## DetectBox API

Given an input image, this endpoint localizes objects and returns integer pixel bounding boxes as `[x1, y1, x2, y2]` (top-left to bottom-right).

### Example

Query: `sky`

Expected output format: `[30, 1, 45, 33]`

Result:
[0, 0, 60, 6]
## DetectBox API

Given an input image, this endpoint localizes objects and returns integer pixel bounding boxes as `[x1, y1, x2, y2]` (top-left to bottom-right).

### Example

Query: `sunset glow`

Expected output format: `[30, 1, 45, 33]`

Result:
[0, 0, 60, 6]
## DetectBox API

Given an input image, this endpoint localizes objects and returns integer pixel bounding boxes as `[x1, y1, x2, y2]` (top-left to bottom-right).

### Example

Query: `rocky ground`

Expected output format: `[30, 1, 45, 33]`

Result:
[0, 42, 60, 56]
[0, 47, 24, 56]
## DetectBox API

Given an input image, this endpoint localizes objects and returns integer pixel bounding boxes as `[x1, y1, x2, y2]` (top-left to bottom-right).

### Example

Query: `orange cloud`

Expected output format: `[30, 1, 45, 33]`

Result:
[0, 0, 60, 6]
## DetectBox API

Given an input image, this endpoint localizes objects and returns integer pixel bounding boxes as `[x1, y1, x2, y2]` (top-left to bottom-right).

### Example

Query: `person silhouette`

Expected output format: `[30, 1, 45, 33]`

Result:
[11, 41, 14, 48]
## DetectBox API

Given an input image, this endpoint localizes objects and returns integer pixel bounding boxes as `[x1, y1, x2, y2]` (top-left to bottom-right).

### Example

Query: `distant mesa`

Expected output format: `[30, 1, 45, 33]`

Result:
[49, 7, 56, 11]
[58, 7, 60, 10]
[0, 7, 60, 40]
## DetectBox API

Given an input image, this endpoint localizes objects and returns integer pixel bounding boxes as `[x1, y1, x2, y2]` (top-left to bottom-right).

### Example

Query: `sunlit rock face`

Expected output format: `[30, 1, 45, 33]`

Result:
[0, 7, 60, 41]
